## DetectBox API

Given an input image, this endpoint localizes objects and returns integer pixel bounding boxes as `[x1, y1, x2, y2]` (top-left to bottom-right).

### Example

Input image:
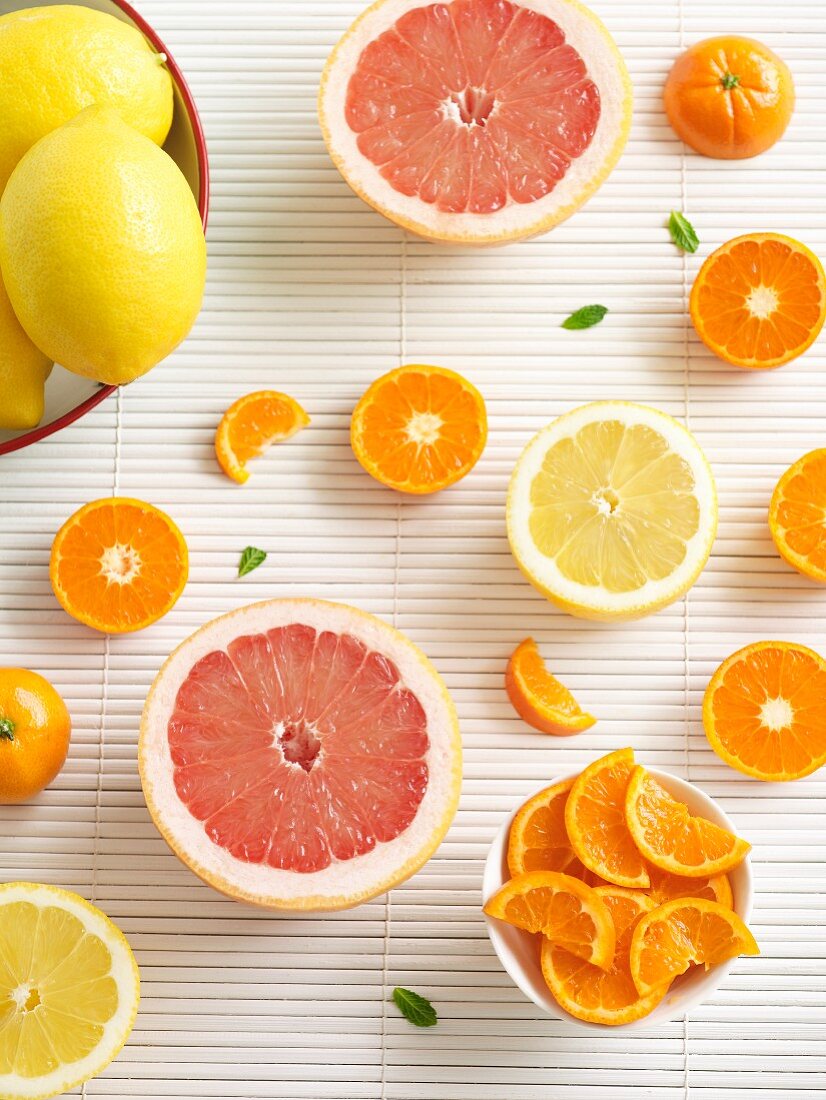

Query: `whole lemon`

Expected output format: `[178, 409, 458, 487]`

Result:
[0, 106, 206, 385]
[0, 273, 52, 430]
[0, 4, 173, 192]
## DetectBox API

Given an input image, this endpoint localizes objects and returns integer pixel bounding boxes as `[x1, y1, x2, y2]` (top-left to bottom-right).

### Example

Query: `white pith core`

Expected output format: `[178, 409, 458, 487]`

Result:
[594, 488, 620, 515]
[406, 411, 443, 445]
[273, 719, 323, 772]
[100, 544, 141, 585]
[747, 285, 779, 319]
[11, 984, 40, 1012]
[442, 86, 498, 128]
[760, 696, 794, 731]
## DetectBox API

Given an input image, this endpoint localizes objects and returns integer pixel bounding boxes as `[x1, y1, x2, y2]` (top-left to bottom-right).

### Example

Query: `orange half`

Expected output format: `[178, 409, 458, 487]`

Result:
[215, 391, 310, 484]
[505, 638, 596, 735]
[769, 448, 826, 582]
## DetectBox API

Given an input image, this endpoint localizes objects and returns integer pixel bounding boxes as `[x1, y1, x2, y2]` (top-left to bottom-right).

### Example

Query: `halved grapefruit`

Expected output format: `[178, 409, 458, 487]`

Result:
[319, 0, 632, 244]
[139, 600, 462, 911]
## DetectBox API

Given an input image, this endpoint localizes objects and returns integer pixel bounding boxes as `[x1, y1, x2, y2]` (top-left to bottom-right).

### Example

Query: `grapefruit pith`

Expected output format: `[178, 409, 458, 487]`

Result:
[139, 599, 462, 911]
[319, 0, 632, 244]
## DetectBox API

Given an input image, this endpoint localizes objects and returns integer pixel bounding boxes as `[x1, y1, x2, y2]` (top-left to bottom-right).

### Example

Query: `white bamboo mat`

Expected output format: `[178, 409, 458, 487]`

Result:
[2, 0, 826, 1096]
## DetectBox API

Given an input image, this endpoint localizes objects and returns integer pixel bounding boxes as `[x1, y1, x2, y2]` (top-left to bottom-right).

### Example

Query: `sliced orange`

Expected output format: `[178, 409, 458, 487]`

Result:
[703, 640, 826, 781]
[350, 364, 487, 495]
[215, 390, 310, 484]
[541, 887, 667, 1026]
[769, 448, 826, 582]
[689, 233, 826, 369]
[625, 766, 750, 878]
[507, 778, 591, 880]
[646, 866, 733, 909]
[484, 871, 615, 970]
[630, 898, 759, 997]
[505, 638, 596, 736]
[50, 498, 188, 634]
[565, 748, 650, 889]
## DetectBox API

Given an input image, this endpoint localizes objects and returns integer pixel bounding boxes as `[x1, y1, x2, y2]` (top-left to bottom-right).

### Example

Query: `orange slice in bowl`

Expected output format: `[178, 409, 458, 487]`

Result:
[646, 866, 733, 909]
[484, 871, 615, 969]
[505, 638, 596, 735]
[507, 778, 590, 879]
[564, 748, 649, 889]
[769, 448, 826, 583]
[624, 766, 750, 878]
[215, 391, 310, 484]
[630, 898, 759, 998]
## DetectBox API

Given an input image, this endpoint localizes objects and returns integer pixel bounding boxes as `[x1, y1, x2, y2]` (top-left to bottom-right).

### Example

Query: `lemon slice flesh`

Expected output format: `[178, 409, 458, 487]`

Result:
[0, 883, 140, 1100]
[507, 402, 717, 620]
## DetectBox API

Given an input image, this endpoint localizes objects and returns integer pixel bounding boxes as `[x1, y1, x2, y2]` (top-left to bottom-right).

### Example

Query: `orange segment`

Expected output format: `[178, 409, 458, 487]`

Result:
[630, 898, 759, 997]
[484, 871, 615, 970]
[505, 638, 596, 736]
[703, 640, 826, 781]
[564, 748, 650, 889]
[507, 778, 592, 879]
[350, 364, 487, 494]
[646, 866, 733, 909]
[624, 766, 750, 878]
[541, 887, 667, 1025]
[769, 449, 826, 582]
[689, 233, 826, 369]
[215, 390, 310, 484]
[50, 497, 188, 634]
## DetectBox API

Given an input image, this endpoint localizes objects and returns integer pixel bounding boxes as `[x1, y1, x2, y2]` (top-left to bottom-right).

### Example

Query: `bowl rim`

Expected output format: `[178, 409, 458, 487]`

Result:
[0, 0, 210, 458]
[482, 766, 754, 1033]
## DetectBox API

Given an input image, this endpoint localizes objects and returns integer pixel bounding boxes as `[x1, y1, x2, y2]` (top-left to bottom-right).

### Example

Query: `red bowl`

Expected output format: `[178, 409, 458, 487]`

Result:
[0, 0, 209, 457]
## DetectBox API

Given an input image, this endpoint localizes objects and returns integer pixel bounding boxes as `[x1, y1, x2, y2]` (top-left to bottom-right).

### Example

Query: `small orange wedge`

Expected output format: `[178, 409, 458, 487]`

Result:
[507, 778, 592, 879]
[703, 640, 826, 781]
[505, 639, 596, 736]
[646, 866, 733, 909]
[215, 391, 310, 484]
[769, 449, 826, 583]
[484, 871, 615, 970]
[630, 898, 759, 997]
[565, 748, 650, 889]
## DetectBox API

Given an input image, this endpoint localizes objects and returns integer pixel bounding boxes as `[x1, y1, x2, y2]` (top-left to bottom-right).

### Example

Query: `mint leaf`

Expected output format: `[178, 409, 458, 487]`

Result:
[238, 546, 267, 578]
[392, 987, 437, 1028]
[562, 304, 608, 330]
[668, 211, 699, 254]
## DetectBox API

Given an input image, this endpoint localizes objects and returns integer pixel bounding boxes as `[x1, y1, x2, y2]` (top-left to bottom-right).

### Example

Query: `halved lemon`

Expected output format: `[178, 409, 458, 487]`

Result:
[0, 882, 140, 1100]
[507, 402, 718, 620]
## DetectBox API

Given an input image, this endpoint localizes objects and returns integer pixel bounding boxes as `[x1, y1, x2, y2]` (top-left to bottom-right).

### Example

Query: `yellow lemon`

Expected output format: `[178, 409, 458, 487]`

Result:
[0, 274, 51, 431]
[0, 4, 172, 192]
[0, 105, 206, 386]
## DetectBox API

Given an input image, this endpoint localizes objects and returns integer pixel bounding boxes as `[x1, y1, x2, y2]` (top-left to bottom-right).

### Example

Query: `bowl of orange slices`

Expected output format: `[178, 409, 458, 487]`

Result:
[482, 748, 758, 1030]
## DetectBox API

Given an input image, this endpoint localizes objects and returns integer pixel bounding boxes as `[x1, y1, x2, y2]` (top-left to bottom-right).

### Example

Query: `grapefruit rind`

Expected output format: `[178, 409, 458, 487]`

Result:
[139, 599, 462, 912]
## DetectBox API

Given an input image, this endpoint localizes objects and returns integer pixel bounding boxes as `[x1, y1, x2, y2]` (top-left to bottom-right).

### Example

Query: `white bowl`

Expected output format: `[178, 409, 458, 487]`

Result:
[482, 767, 754, 1032]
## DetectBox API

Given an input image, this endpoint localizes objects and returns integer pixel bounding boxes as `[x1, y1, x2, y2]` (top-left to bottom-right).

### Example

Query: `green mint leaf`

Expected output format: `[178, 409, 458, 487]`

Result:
[561, 304, 608, 330]
[668, 210, 699, 254]
[0, 717, 14, 742]
[392, 987, 437, 1028]
[238, 546, 267, 578]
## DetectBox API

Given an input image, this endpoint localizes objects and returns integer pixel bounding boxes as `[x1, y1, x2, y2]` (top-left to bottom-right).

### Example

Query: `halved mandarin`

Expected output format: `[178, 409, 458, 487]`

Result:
[505, 638, 596, 735]
[703, 640, 826, 781]
[689, 233, 826, 369]
[215, 391, 310, 484]
[769, 448, 826, 582]
[507, 778, 591, 879]
[646, 866, 733, 909]
[350, 364, 487, 494]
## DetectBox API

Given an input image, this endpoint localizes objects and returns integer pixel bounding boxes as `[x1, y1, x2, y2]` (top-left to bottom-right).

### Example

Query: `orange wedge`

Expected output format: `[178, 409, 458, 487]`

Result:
[505, 639, 596, 736]
[565, 748, 649, 889]
[625, 766, 750, 878]
[50, 498, 188, 634]
[484, 871, 615, 970]
[507, 778, 591, 880]
[350, 364, 487, 495]
[541, 887, 667, 1026]
[646, 866, 733, 909]
[630, 898, 759, 997]
[769, 449, 826, 582]
[215, 390, 310, 484]
[703, 640, 826, 781]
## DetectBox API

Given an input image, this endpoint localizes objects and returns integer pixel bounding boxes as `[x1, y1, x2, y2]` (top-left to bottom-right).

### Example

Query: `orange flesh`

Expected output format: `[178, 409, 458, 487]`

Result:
[505, 638, 595, 734]
[770, 449, 826, 580]
[507, 779, 592, 880]
[215, 391, 309, 483]
[646, 866, 733, 909]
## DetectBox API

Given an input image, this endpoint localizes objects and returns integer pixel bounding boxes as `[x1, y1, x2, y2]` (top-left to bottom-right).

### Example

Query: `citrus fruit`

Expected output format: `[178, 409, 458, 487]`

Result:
[507, 778, 590, 878]
[689, 233, 826, 370]
[319, 0, 632, 244]
[646, 866, 733, 909]
[350, 364, 487, 494]
[630, 897, 759, 998]
[624, 766, 750, 878]
[484, 871, 615, 968]
[507, 402, 718, 620]
[505, 638, 596, 735]
[703, 640, 826, 781]
[0, 670, 71, 804]
[139, 599, 462, 911]
[541, 887, 667, 1025]
[215, 391, 310, 484]
[0, 273, 51, 432]
[50, 497, 189, 634]
[564, 748, 649, 888]
[0, 105, 206, 386]
[0, 881, 140, 1100]
[769, 449, 826, 582]
[664, 36, 794, 160]
[0, 4, 172, 191]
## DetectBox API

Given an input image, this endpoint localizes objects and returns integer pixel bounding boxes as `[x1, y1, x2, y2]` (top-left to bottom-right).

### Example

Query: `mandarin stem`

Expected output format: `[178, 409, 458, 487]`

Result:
[721, 72, 740, 90]
[0, 717, 14, 742]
